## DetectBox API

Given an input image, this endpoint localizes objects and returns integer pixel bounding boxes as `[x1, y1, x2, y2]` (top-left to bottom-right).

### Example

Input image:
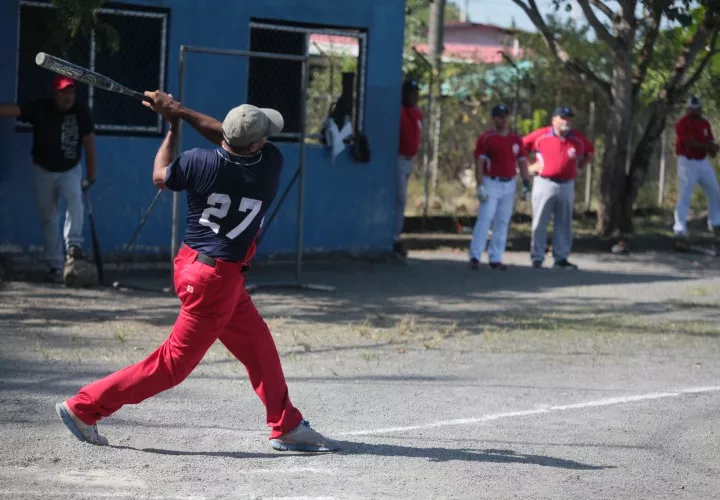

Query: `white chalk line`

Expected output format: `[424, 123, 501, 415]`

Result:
[339, 385, 720, 437]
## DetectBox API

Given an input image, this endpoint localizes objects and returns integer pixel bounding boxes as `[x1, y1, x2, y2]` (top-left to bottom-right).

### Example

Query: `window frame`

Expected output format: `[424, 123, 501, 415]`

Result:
[16, 0, 169, 136]
[248, 20, 368, 139]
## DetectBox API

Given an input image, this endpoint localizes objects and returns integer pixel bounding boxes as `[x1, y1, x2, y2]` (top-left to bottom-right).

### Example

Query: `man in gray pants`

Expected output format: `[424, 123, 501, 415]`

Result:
[0, 75, 97, 282]
[522, 107, 594, 269]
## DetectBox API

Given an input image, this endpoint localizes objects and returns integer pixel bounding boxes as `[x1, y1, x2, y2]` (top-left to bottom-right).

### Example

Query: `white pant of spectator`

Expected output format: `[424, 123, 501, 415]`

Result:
[469, 177, 517, 263]
[33, 164, 84, 270]
[395, 156, 413, 241]
[673, 156, 720, 235]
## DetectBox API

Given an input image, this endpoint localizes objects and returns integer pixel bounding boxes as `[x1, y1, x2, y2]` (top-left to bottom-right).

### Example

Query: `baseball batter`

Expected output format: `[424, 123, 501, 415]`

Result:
[523, 106, 594, 269]
[469, 104, 530, 270]
[673, 96, 720, 237]
[54, 91, 339, 453]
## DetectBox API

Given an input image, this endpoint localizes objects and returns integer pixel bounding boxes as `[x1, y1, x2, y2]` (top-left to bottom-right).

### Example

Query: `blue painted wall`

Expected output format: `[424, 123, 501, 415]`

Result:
[0, 0, 405, 260]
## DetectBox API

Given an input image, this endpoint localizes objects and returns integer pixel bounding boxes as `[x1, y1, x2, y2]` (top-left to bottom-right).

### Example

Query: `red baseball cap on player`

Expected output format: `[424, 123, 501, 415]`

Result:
[53, 75, 75, 90]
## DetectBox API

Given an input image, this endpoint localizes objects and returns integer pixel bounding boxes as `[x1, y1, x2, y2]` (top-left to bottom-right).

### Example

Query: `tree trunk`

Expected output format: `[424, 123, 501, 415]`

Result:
[597, 57, 635, 236]
[620, 99, 672, 220]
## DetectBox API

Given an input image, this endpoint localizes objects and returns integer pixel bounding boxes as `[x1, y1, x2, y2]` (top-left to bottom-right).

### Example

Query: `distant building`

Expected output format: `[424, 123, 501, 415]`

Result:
[414, 21, 523, 64]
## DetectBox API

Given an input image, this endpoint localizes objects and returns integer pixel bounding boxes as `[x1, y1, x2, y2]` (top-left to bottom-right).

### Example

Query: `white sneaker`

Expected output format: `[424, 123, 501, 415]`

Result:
[269, 420, 340, 452]
[55, 401, 108, 446]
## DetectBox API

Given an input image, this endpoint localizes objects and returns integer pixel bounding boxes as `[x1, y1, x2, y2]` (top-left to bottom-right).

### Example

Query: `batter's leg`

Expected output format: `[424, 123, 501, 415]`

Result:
[32, 166, 63, 270]
[469, 180, 501, 262]
[65, 247, 239, 425]
[487, 179, 516, 264]
[218, 288, 304, 439]
[551, 180, 576, 262]
[57, 164, 84, 251]
[530, 177, 556, 264]
[673, 156, 699, 235]
[394, 158, 412, 243]
[696, 158, 720, 230]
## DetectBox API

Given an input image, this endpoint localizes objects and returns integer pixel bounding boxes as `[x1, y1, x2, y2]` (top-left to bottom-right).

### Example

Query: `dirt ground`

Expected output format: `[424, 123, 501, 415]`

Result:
[1, 249, 720, 499]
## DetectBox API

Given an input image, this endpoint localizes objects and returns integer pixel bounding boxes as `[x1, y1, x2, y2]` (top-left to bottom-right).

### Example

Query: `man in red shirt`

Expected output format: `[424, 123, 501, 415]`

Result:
[523, 106, 594, 269]
[469, 104, 530, 270]
[673, 96, 720, 237]
[395, 79, 422, 258]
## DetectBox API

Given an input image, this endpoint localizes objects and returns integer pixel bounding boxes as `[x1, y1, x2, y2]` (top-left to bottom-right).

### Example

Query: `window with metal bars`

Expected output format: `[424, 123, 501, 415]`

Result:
[16, 1, 169, 135]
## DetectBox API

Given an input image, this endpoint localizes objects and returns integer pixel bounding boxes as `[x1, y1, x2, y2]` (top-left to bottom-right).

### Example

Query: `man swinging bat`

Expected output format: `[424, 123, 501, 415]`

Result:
[54, 90, 339, 453]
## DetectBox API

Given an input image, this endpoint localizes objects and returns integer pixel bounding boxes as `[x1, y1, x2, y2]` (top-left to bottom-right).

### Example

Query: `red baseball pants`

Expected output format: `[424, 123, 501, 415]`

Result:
[66, 245, 303, 439]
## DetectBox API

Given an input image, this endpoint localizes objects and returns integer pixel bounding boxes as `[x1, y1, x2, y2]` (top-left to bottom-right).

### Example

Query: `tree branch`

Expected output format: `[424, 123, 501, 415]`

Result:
[679, 30, 720, 95]
[664, 10, 720, 100]
[576, 0, 618, 48]
[587, 0, 614, 20]
[511, 0, 612, 100]
[632, 6, 664, 95]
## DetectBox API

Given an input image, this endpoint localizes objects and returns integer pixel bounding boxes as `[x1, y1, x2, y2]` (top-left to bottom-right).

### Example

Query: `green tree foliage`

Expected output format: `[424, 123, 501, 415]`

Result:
[47, 0, 118, 56]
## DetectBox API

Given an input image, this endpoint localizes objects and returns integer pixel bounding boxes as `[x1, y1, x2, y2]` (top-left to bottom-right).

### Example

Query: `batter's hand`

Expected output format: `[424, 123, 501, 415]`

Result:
[528, 162, 543, 175]
[477, 184, 489, 204]
[709, 142, 719, 158]
[142, 90, 180, 120]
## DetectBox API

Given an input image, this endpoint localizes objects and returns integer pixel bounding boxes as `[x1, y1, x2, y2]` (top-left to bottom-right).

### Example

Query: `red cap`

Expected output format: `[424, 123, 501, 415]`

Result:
[53, 75, 75, 90]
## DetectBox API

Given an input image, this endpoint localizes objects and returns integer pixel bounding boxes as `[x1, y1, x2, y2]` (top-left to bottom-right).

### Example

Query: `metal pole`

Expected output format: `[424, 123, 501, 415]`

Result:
[658, 126, 667, 207]
[423, 69, 433, 219]
[296, 52, 309, 284]
[584, 99, 596, 212]
[171, 45, 187, 262]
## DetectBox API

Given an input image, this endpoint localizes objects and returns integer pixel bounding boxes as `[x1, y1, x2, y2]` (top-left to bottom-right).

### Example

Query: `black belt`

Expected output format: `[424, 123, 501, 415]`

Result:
[488, 176, 514, 182]
[195, 252, 217, 268]
[540, 176, 572, 184]
[194, 250, 250, 273]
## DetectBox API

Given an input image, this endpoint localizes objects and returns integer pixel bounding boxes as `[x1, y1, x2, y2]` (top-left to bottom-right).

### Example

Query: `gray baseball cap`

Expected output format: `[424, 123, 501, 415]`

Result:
[222, 104, 284, 148]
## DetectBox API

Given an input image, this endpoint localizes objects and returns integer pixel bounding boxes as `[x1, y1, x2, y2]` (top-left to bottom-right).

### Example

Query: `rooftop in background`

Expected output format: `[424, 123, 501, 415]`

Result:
[414, 21, 524, 64]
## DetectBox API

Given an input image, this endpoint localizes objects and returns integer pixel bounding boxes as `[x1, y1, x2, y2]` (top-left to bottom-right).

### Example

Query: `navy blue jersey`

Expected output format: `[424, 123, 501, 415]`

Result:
[164, 143, 283, 262]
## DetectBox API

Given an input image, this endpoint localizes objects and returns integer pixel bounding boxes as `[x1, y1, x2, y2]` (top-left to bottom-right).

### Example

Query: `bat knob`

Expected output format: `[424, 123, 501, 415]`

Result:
[35, 52, 48, 66]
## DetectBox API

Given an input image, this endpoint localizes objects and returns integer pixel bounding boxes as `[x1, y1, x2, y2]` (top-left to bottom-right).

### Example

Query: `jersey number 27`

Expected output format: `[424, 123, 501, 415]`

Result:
[199, 193, 262, 239]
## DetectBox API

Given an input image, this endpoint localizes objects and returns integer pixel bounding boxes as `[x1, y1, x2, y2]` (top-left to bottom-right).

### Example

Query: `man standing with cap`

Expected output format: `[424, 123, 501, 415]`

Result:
[523, 106, 594, 269]
[673, 96, 720, 237]
[468, 103, 531, 270]
[0, 75, 97, 283]
[54, 91, 339, 453]
[395, 78, 423, 258]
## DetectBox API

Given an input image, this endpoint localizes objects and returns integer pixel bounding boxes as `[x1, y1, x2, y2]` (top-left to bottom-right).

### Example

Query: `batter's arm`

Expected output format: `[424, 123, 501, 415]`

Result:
[152, 118, 181, 189]
[474, 155, 487, 186]
[143, 90, 223, 146]
[83, 134, 98, 183]
[0, 104, 20, 117]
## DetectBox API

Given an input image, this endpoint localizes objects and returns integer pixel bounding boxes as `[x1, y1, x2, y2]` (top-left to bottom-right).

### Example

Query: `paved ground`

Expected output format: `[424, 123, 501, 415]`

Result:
[1, 249, 720, 499]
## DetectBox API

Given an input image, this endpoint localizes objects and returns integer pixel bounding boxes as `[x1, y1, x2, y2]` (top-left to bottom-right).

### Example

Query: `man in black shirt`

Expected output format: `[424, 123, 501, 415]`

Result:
[0, 75, 97, 283]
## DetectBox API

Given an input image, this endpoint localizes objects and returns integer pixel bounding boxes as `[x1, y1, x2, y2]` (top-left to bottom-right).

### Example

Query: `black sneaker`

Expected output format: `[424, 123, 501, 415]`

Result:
[489, 262, 507, 271]
[469, 257, 480, 270]
[393, 241, 408, 258]
[44, 268, 62, 284]
[532, 261, 543, 269]
[553, 259, 578, 269]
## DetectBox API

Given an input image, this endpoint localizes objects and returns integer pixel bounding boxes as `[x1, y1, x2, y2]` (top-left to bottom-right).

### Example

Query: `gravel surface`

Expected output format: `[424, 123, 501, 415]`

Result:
[1, 249, 719, 499]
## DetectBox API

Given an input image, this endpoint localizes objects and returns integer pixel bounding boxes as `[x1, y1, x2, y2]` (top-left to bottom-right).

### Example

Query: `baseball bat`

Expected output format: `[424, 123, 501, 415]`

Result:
[83, 190, 105, 285]
[35, 52, 152, 104]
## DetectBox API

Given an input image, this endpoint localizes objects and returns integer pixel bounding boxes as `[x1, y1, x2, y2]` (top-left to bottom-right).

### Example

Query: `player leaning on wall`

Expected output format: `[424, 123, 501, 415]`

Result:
[0, 75, 97, 285]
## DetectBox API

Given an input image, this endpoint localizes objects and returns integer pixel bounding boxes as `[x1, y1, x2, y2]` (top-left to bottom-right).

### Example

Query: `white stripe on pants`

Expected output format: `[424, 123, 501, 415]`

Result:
[673, 155, 720, 234]
[531, 176, 575, 263]
[395, 157, 413, 241]
[469, 177, 517, 263]
[33, 164, 84, 269]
